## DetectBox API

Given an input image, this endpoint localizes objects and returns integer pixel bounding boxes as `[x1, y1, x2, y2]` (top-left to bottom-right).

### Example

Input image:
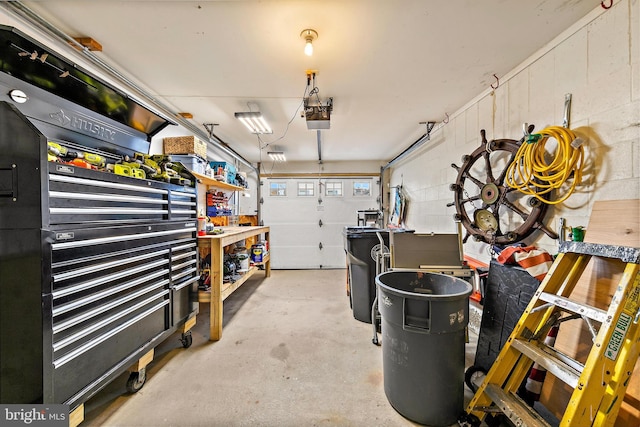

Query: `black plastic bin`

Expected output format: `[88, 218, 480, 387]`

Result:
[465, 260, 540, 392]
[376, 270, 472, 426]
[343, 227, 391, 323]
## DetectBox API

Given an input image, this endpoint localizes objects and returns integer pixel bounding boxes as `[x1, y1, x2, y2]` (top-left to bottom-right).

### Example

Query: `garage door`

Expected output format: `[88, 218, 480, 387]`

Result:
[261, 176, 379, 269]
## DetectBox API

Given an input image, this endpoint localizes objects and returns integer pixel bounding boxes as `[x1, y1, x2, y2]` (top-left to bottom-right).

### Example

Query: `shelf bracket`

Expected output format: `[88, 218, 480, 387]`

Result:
[203, 123, 219, 139]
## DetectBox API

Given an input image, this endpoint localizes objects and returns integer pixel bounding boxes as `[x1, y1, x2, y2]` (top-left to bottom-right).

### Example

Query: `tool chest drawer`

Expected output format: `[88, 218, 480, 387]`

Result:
[51, 291, 168, 403]
[47, 162, 197, 225]
[169, 240, 199, 326]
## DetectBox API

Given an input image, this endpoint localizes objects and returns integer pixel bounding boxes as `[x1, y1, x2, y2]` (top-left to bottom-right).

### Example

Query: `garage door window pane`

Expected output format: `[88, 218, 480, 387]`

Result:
[353, 181, 371, 196]
[325, 181, 343, 197]
[298, 182, 315, 196]
[270, 182, 287, 196]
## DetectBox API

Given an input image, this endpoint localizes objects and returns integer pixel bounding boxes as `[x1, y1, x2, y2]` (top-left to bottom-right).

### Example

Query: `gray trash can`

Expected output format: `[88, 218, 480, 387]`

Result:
[342, 226, 391, 323]
[375, 270, 472, 426]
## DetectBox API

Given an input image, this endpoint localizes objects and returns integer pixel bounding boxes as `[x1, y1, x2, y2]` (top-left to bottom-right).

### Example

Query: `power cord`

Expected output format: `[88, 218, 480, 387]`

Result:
[505, 126, 585, 205]
[258, 82, 310, 151]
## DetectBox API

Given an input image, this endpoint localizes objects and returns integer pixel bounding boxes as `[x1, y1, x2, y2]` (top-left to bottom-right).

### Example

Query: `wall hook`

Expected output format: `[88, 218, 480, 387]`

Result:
[490, 74, 500, 90]
[601, 0, 613, 9]
[443, 112, 450, 124]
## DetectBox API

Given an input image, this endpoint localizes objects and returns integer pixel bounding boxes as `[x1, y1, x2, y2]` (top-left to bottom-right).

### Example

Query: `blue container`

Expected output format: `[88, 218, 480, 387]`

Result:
[209, 161, 237, 185]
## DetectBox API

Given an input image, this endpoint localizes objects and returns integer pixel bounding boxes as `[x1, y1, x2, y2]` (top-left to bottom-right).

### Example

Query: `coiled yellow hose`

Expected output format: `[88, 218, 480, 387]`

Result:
[505, 126, 584, 205]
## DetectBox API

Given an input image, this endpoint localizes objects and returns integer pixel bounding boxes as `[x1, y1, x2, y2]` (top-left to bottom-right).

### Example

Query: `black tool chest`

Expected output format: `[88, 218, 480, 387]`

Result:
[0, 26, 198, 409]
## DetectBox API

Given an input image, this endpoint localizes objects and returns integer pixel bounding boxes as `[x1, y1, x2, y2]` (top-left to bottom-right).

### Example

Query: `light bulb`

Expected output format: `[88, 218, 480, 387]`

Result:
[304, 40, 313, 56]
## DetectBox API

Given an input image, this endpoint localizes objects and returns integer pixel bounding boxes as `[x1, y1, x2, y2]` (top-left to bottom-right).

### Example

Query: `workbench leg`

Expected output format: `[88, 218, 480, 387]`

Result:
[264, 230, 271, 278]
[210, 239, 223, 341]
[69, 404, 84, 427]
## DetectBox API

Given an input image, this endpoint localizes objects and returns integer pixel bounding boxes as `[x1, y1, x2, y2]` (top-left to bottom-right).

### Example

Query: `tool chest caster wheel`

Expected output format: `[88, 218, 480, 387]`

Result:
[126, 368, 146, 393]
[464, 365, 487, 393]
[180, 331, 193, 348]
[457, 412, 481, 427]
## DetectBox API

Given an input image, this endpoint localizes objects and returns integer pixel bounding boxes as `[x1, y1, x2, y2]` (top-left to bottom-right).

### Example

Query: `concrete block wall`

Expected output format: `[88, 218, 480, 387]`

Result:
[389, 0, 640, 263]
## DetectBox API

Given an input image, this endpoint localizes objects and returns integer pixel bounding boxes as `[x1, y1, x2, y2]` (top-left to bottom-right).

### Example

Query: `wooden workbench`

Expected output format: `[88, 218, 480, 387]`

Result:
[197, 226, 271, 341]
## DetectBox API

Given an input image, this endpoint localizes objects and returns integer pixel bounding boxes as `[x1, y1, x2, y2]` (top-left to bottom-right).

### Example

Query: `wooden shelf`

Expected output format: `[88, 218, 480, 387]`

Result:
[197, 253, 269, 303]
[191, 170, 244, 191]
[197, 226, 270, 340]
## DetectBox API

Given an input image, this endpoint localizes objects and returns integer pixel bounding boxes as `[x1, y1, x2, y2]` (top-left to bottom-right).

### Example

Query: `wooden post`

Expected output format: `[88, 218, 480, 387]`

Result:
[69, 404, 84, 427]
[210, 238, 223, 340]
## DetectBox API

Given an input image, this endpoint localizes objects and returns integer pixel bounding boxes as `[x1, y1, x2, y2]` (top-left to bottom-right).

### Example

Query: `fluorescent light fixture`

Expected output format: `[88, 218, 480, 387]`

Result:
[267, 151, 286, 162]
[234, 112, 272, 134]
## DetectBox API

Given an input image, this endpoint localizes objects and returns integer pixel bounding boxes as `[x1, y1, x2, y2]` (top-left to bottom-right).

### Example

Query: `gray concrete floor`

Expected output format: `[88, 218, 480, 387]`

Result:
[81, 269, 480, 427]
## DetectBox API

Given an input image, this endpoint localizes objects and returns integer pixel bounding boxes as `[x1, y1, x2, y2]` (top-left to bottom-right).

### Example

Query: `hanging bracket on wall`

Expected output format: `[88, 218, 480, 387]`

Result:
[419, 121, 436, 139]
[562, 93, 572, 128]
[203, 123, 219, 139]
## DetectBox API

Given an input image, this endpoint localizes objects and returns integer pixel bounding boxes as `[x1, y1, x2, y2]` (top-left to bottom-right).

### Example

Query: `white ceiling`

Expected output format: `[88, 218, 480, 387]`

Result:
[22, 0, 600, 164]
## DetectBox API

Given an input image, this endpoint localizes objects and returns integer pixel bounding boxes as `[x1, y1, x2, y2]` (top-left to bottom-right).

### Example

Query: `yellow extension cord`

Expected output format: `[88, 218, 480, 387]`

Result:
[505, 125, 584, 205]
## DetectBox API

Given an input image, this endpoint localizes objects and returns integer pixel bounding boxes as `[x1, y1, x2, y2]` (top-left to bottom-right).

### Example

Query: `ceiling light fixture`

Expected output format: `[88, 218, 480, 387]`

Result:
[300, 29, 318, 56]
[267, 151, 286, 162]
[234, 112, 272, 134]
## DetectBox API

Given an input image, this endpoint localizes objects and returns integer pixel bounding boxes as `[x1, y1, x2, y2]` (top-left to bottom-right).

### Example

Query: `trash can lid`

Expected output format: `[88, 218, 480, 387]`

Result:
[343, 227, 414, 237]
[376, 270, 472, 299]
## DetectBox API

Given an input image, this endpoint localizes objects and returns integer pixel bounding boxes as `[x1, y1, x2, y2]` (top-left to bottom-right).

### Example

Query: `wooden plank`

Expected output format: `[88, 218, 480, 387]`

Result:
[197, 290, 211, 303]
[72, 37, 102, 51]
[191, 170, 244, 191]
[210, 238, 223, 341]
[182, 315, 196, 333]
[69, 404, 84, 427]
[222, 269, 253, 300]
[584, 199, 640, 247]
[264, 230, 271, 277]
[539, 199, 639, 425]
[128, 349, 154, 372]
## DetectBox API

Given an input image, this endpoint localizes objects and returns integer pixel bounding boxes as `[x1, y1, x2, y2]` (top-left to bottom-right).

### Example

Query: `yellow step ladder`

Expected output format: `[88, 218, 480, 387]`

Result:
[463, 241, 640, 427]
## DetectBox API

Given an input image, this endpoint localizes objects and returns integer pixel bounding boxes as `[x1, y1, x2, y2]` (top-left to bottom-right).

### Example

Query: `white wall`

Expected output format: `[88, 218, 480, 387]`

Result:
[389, 1, 639, 263]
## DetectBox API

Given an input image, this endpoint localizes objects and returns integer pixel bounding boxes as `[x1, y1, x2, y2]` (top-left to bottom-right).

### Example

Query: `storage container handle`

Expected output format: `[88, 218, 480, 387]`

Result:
[0, 165, 18, 200]
[402, 297, 431, 334]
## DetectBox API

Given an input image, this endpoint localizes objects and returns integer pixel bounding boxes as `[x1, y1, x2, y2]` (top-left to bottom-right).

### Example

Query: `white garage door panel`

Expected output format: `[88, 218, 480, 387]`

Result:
[263, 177, 378, 269]
[270, 246, 322, 269]
[264, 199, 319, 220]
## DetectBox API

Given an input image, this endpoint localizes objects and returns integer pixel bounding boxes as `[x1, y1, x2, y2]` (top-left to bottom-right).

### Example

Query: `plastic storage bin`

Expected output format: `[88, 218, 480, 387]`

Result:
[168, 154, 206, 175]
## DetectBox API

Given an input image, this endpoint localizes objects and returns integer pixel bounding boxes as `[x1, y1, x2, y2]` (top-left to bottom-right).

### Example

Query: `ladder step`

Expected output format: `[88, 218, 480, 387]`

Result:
[482, 383, 552, 427]
[511, 339, 583, 388]
[538, 292, 607, 323]
[559, 241, 640, 263]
